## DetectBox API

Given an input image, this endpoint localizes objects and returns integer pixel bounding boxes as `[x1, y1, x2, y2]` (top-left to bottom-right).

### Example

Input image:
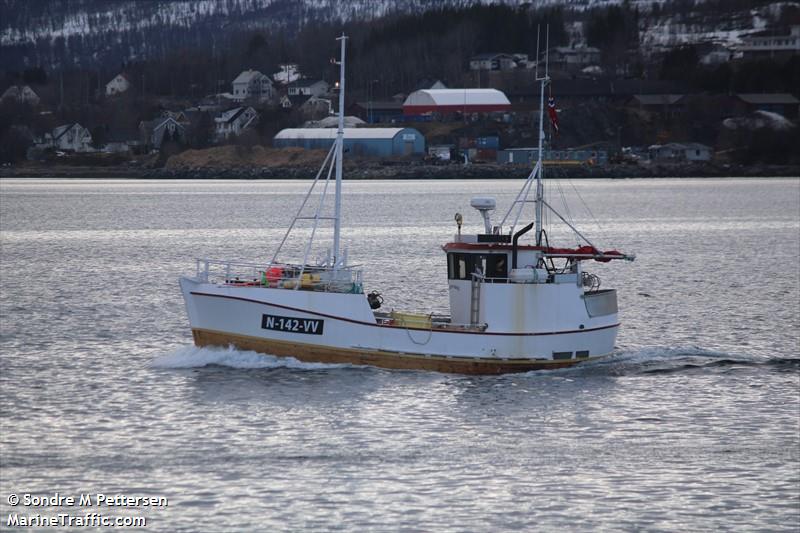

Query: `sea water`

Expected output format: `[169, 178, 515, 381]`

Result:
[1, 178, 798, 531]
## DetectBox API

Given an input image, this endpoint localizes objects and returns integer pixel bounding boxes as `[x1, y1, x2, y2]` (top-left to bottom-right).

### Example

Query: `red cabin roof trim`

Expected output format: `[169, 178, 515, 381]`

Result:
[442, 242, 629, 262]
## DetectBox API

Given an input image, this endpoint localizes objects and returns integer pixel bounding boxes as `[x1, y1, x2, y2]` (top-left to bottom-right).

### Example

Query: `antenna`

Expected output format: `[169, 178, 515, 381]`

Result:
[545, 25, 550, 79]
[500, 24, 550, 246]
[497, 25, 624, 258]
[534, 24, 550, 246]
[534, 25, 540, 81]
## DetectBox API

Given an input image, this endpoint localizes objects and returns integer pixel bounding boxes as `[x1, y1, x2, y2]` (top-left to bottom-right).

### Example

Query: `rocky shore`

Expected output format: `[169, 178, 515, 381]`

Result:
[3, 161, 798, 179]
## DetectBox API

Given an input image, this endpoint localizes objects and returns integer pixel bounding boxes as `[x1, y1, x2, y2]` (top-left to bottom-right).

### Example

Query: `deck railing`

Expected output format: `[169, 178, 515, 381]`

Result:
[194, 258, 364, 294]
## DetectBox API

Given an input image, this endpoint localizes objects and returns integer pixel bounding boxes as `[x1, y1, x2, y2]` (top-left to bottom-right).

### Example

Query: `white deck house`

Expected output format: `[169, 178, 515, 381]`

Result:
[105, 73, 131, 96]
[215, 107, 258, 141]
[232, 70, 274, 103]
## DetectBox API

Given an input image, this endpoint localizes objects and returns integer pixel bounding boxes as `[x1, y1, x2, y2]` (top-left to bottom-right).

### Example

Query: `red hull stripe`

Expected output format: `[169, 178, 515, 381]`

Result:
[190, 291, 619, 337]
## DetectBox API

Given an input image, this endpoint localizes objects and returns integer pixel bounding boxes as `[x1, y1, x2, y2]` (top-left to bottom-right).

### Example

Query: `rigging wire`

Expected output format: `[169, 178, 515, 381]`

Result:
[553, 175, 577, 245]
[540, 161, 552, 240]
[568, 178, 604, 234]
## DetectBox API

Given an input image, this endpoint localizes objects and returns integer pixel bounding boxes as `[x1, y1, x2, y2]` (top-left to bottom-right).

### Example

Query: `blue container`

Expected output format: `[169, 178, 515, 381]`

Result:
[476, 136, 500, 149]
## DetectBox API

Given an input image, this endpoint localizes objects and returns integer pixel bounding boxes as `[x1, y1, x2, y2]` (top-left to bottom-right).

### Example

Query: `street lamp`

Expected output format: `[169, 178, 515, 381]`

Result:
[368, 79, 379, 124]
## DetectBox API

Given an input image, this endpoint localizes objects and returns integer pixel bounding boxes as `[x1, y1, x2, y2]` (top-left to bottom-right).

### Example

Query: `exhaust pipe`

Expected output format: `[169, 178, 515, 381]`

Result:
[512, 222, 535, 269]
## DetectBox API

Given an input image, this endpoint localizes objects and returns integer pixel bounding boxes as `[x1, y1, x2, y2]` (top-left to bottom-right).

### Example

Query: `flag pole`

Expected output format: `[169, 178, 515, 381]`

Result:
[534, 25, 550, 247]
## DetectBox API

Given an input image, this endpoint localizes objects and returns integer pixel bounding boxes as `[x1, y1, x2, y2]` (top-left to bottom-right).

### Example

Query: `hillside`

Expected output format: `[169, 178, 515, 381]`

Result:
[1, 0, 798, 169]
[2, 0, 795, 71]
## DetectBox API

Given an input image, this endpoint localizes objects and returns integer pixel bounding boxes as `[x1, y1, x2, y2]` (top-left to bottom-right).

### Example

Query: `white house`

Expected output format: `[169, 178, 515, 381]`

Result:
[700, 44, 733, 65]
[232, 70, 274, 103]
[300, 96, 334, 118]
[469, 53, 517, 71]
[1, 85, 40, 105]
[106, 73, 131, 96]
[214, 106, 258, 141]
[153, 117, 185, 147]
[273, 64, 301, 85]
[160, 110, 188, 123]
[428, 144, 454, 161]
[287, 79, 330, 97]
[739, 25, 800, 60]
[51, 123, 93, 152]
[649, 143, 712, 163]
[139, 115, 188, 150]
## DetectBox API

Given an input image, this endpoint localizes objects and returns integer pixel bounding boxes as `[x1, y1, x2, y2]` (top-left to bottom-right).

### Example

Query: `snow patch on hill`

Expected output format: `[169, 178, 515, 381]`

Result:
[0, 0, 683, 47]
[723, 111, 797, 131]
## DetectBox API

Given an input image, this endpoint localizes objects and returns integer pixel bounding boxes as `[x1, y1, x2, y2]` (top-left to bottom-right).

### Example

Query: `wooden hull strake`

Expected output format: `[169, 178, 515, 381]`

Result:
[191, 328, 598, 374]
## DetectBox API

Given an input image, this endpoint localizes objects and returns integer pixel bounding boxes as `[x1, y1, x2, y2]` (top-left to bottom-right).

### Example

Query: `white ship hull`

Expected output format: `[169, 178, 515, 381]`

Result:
[180, 277, 619, 374]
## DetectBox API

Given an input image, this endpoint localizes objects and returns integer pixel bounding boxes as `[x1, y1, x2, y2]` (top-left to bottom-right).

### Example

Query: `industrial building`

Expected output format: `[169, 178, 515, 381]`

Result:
[497, 148, 608, 166]
[648, 143, 712, 163]
[403, 89, 511, 115]
[273, 128, 425, 157]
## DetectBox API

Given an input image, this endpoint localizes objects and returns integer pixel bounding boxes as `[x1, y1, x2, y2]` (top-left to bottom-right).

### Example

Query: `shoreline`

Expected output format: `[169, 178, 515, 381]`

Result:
[1, 162, 798, 179]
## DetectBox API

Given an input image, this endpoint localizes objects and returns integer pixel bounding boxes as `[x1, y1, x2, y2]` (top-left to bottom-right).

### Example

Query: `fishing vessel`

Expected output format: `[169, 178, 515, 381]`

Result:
[179, 33, 634, 374]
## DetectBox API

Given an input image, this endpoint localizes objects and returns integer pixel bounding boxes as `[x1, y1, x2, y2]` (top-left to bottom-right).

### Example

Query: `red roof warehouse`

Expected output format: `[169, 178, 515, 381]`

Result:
[403, 88, 512, 115]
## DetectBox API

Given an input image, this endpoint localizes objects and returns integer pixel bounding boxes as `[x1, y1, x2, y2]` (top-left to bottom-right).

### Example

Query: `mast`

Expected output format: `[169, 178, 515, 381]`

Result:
[498, 25, 548, 237]
[333, 33, 347, 268]
[496, 27, 634, 263]
[534, 26, 550, 247]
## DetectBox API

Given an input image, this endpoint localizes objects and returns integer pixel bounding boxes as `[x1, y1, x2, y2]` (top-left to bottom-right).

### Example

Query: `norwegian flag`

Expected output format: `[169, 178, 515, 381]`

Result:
[547, 96, 559, 134]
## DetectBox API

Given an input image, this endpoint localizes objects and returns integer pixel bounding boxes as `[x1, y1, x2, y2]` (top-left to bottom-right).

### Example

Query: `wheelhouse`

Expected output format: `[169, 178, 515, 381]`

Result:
[447, 251, 509, 281]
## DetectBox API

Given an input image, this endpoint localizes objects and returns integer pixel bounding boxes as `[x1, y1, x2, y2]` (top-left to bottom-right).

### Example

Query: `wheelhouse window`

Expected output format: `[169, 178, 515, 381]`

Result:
[447, 253, 508, 280]
[448, 253, 469, 280]
[486, 254, 507, 278]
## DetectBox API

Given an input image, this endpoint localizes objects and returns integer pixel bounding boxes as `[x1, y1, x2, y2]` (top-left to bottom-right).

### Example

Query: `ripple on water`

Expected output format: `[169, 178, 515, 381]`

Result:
[1, 178, 798, 531]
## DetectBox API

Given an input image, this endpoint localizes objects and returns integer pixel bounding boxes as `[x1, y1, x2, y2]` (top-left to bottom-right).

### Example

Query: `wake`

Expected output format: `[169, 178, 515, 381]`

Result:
[151, 344, 350, 371]
[540, 345, 798, 377]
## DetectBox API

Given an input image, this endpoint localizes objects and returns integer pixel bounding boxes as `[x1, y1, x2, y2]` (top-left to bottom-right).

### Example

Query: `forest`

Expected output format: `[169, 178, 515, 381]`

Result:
[5, 1, 798, 102]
